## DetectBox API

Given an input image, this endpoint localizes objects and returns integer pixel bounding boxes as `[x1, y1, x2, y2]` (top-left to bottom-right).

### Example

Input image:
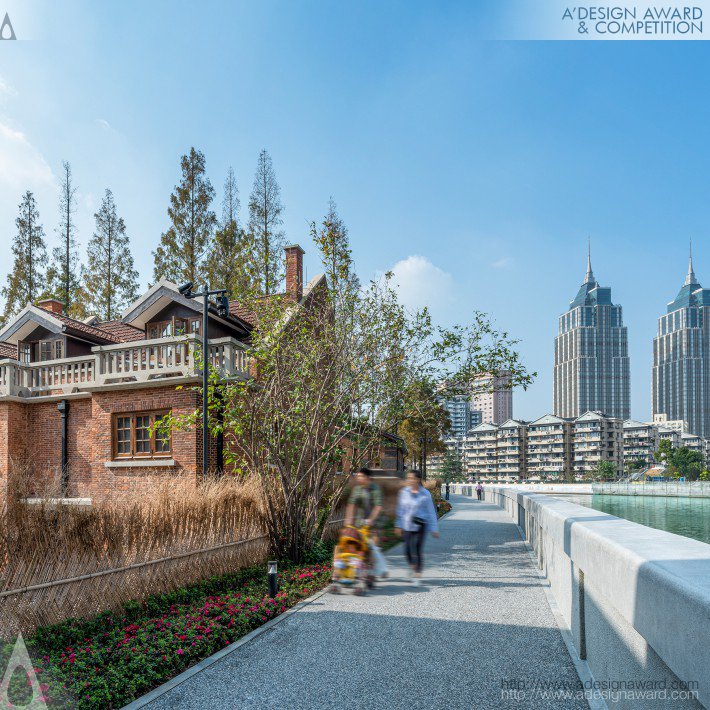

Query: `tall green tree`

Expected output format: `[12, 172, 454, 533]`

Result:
[46, 161, 84, 316]
[2, 191, 48, 321]
[84, 189, 139, 320]
[205, 167, 253, 298]
[247, 149, 284, 295]
[310, 197, 357, 305]
[441, 448, 464, 483]
[153, 147, 216, 286]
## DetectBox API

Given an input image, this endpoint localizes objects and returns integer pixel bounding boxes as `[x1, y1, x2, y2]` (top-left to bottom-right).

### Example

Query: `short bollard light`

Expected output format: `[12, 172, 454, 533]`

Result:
[268, 560, 278, 598]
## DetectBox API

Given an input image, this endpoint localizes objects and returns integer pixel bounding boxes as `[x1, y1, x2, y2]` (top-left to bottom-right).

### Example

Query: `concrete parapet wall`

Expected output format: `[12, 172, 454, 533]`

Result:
[453, 484, 710, 709]
[593, 481, 710, 498]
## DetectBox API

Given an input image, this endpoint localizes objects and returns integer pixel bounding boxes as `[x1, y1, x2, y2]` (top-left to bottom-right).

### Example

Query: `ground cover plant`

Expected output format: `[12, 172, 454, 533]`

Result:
[0, 562, 332, 709]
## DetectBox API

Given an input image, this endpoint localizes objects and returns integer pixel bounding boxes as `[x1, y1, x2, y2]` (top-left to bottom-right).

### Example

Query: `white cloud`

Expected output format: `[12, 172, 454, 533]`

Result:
[0, 75, 17, 98]
[387, 255, 456, 318]
[0, 122, 55, 195]
[491, 256, 511, 269]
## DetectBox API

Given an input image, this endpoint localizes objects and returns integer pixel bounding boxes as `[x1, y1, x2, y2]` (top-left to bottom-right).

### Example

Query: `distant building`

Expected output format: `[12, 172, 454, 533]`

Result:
[471, 372, 513, 424]
[496, 419, 528, 480]
[553, 248, 630, 420]
[623, 420, 660, 467]
[657, 426, 680, 448]
[652, 248, 710, 438]
[526, 414, 574, 480]
[679, 432, 705, 460]
[651, 413, 688, 434]
[463, 423, 498, 477]
[573, 411, 623, 478]
[441, 394, 477, 438]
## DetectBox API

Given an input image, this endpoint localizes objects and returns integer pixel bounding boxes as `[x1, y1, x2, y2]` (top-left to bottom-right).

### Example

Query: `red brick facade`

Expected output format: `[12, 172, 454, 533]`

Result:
[0, 384, 220, 504]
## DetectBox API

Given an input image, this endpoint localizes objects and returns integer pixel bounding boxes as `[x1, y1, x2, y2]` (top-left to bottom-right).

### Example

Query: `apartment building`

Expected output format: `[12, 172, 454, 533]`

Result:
[526, 414, 573, 480]
[471, 372, 513, 425]
[680, 432, 706, 462]
[573, 411, 623, 478]
[496, 419, 528, 480]
[622, 419, 660, 467]
[463, 423, 498, 477]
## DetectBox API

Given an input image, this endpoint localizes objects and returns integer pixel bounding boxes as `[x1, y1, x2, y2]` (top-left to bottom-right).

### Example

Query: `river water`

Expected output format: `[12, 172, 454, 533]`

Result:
[557, 494, 710, 545]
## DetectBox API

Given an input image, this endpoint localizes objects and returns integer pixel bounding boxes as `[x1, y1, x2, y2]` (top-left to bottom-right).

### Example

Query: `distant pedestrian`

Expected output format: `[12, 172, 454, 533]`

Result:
[395, 470, 439, 586]
[445, 481, 450, 500]
[476, 481, 483, 500]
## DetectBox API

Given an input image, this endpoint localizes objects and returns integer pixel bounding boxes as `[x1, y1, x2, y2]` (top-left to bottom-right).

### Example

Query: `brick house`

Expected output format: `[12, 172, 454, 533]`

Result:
[0, 245, 316, 503]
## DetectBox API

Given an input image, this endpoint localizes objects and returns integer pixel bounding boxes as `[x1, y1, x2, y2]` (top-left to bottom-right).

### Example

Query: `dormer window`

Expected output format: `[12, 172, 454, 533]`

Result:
[39, 339, 63, 361]
[146, 317, 201, 339]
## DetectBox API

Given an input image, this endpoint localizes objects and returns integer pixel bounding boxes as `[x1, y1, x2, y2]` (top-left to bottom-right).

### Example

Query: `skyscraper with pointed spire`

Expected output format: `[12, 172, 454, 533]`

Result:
[553, 244, 630, 419]
[652, 243, 710, 437]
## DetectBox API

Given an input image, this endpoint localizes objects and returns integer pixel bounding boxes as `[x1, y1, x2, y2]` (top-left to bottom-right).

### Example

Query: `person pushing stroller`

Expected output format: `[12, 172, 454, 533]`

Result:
[340, 467, 388, 581]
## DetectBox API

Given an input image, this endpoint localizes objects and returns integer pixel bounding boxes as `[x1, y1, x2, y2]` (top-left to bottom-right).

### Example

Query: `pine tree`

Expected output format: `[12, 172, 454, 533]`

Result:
[153, 147, 216, 286]
[205, 167, 253, 298]
[311, 197, 356, 299]
[46, 161, 84, 315]
[247, 149, 284, 295]
[2, 191, 48, 321]
[84, 189, 139, 320]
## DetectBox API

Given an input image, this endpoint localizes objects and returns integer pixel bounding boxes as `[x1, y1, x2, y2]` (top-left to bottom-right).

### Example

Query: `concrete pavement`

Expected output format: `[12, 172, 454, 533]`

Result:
[146, 495, 589, 709]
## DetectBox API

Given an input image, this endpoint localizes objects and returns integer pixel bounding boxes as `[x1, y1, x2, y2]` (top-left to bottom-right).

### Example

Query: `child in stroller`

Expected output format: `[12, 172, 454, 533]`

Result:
[329, 524, 373, 596]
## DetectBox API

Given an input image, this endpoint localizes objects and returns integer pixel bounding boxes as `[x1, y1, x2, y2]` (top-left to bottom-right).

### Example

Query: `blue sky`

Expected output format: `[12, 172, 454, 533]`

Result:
[0, 1, 708, 421]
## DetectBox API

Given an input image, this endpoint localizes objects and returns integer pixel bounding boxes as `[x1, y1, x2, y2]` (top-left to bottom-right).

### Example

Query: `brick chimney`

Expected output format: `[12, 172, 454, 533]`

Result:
[37, 298, 65, 315]
[285, 244, 305, 302]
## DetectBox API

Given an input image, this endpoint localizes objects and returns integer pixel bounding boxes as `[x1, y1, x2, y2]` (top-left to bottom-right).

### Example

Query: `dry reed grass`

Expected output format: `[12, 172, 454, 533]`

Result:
[0, 466, 273, 636]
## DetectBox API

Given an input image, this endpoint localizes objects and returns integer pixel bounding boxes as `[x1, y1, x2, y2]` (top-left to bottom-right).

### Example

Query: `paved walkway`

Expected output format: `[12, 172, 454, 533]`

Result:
[148, 495, 588, 709]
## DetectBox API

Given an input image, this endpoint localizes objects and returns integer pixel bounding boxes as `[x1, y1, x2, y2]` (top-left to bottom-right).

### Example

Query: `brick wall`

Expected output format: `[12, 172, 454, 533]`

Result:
[0, 401, 28, 504]
[0, 384, 228, 504]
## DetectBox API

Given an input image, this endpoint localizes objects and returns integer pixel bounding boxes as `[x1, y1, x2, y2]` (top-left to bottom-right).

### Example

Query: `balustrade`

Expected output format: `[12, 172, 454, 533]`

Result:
[0, 336, 249, 397]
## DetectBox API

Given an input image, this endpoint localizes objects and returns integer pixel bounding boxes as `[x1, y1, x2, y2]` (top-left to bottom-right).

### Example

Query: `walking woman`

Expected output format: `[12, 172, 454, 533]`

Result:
[395, 470, 439, 586]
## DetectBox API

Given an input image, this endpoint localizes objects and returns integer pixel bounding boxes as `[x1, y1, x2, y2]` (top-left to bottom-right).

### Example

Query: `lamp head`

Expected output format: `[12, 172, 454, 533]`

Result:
[216, 294, 230, 318]
[178, 281, 194, 296]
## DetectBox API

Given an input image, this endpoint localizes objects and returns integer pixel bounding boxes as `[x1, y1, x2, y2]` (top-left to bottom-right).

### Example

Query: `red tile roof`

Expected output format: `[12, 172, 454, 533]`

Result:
[99, 321, 145, 342]
[229, 293, 289, 327]
[36, 308, 122, 344]
[228, 301, 257, 326]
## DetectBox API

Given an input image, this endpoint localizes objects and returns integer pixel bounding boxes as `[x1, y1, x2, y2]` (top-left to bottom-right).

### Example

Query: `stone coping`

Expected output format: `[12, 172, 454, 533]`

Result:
[478, 485, 710, 707]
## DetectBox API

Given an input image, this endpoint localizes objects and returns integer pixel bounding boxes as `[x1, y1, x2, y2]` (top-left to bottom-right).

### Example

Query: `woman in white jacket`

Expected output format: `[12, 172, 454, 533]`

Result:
[395, 469, 439, 585]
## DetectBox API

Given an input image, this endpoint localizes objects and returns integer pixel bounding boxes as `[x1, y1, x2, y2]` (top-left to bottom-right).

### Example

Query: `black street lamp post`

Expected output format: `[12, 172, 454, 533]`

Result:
[178, 282, 229, 482]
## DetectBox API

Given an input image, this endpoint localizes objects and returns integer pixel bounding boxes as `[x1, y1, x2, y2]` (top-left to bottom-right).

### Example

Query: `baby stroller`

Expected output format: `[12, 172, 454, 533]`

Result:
[329, 524, 374, 596]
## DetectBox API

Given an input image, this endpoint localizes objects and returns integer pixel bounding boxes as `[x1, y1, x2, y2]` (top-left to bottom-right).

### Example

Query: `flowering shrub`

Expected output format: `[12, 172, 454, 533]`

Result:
[436, 500, 452, 516]
[0, 563, 332, 709]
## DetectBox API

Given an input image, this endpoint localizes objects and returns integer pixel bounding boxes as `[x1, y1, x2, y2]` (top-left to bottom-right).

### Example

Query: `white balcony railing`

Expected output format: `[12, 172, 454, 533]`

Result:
[0, 336, 248, 398]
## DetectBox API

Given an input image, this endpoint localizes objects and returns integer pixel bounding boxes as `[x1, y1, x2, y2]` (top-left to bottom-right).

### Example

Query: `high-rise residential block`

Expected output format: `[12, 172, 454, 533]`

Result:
[440, 394, 475, 439]
[471, 372, 513, 424]
[553, 249, 630, 420]
[652, 252, 710, 438]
